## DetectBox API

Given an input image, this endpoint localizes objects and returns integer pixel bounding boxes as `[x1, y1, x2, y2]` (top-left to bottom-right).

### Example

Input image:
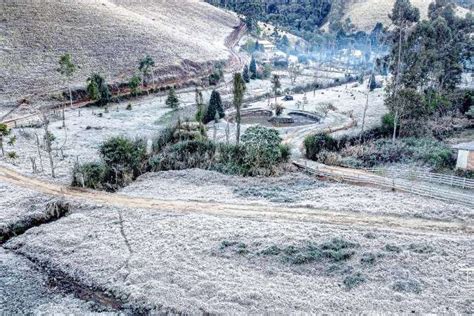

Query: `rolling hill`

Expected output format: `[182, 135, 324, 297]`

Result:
[339, 0, 471, 32]
[0, 0, 239, 102]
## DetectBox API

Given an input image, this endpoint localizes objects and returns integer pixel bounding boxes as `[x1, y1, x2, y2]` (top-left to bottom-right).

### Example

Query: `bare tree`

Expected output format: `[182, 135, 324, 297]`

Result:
[57, 53, 76, 127]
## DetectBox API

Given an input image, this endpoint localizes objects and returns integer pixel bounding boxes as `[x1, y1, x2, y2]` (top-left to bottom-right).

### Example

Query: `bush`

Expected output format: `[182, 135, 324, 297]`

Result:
[72, 162, 107, 190]
[343, 272, 366, 290]
[100, 136, 147, 190]
[240, 126, 286, 176]
[304, 134, 338, 160]
[149, 140, 216, 171]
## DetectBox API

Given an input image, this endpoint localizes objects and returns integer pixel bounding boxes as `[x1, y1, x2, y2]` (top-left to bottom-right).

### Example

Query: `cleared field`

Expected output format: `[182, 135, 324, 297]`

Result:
[0, 0, 238, 101]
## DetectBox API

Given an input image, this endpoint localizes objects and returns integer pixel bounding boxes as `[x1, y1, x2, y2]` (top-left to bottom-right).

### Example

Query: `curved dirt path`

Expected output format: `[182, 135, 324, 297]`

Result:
[0, 165, 471, 236]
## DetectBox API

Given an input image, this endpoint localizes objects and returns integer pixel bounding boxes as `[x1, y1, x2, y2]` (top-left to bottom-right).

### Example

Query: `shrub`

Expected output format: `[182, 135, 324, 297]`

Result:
[149, 140, 216, 171]
[304, 134, 338, 160]
[72, 162, 107, 190]
[381, 113, 395, 135]
[343, 272, 366, 290]
[99, 136, 147, 189]
[240, 126, 286, 176]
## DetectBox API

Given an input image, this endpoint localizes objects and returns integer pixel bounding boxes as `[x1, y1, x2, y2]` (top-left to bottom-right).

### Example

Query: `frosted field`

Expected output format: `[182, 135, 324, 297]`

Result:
[122, 169, 473, 223]
[0, 0, 238, 100]
[4, 199, 472, 314]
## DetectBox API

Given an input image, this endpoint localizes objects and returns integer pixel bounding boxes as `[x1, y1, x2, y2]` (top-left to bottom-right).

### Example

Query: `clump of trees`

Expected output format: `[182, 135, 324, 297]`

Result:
[385, 0, 474, 139]
[72, 123, 291, 190]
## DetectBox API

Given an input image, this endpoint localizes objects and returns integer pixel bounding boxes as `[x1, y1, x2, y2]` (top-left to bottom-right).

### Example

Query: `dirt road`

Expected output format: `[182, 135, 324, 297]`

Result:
[0, 165, 471, 236]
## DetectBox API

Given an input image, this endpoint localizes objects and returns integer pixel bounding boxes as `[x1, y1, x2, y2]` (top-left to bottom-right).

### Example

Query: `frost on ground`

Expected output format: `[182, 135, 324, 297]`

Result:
[5, 203, 472, 314]
[121, 169, 473, 222]
[0, 0, 238, 100]
[0, 248, 114, 314]
[0, 181, 55, 242]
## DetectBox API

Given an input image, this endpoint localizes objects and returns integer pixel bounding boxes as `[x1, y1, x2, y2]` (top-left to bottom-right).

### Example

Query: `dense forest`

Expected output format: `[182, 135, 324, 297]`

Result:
[206, 0, 351, 44]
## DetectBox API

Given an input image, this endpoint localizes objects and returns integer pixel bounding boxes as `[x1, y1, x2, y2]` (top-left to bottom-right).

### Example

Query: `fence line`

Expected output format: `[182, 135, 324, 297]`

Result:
[294, 161, 474, 207]
[364, 167, 474, 190]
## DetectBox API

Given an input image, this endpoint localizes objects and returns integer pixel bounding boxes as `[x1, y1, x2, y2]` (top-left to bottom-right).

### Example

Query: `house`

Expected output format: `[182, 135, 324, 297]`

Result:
[453, 141, 474, 171]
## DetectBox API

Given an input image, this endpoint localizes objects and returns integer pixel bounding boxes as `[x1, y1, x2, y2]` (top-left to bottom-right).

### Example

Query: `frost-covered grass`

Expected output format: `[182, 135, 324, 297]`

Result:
[5, 204, 472, 313]
[121, 169, 473, 222]
[1, 0, 238, 99]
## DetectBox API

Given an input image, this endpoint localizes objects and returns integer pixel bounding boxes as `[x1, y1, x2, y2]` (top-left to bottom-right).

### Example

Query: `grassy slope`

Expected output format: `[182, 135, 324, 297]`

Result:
[0, 0, 238, 100]
[336, 0, 470, 32]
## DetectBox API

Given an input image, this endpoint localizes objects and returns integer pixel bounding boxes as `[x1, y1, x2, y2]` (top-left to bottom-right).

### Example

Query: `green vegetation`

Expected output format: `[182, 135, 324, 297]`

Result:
[233, 72, 246, 144]
[343, 272, 366, 290]
[86, 73, 111, 106]
[73, 124, 290, 191]
[304, 130, 456, 172]
[204, 90, 225, 124]
[138, 55, 155, 89]
[128, 74, 141, 96]
[304, 134, 338, 161]
[0, 123, 11, 156]
[165, 87, 179, 109]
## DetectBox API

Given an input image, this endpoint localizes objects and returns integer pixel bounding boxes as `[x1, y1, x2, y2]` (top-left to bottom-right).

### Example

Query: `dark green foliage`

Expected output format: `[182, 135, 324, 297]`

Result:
[149, 140, 217, 172]
[72, 162, 107, 190]
[209, 1, 331, 43]
[369, 73, 377, 91]
[381, 113, 396, 135]
[99, 137, 147, 190]
[86, 73, 110, 106]
[240, 126, 287, 174]
[165, 87, 179, 109]
[249, 57, 257, 80]
[150, 126, 289, 176]
[128, 74, 141, 96]
[209, 64, 224, 85]
[242, 65, 250, 83]
[343, 272, 366, 290]
[304, 134, 338, 160]
[138, 55, 155, 85]
[204, 90, 225, 124]
[320, 238, 358, 262]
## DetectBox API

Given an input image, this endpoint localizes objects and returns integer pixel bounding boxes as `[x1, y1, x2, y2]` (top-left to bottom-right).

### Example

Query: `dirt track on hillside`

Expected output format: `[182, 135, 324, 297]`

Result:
[0, 165, 471, 236]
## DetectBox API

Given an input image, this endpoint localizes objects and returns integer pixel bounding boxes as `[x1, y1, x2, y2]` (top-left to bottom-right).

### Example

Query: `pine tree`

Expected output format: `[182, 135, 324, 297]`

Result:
[166, 87, 179, 109]
[233, 73, 246, 144]
[204, 90, 225, 124]
[249, 57, 257, 80]
[243, 65, 250, 83]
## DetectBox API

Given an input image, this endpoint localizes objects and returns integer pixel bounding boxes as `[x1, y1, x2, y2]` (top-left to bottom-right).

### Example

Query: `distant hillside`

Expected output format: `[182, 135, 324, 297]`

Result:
[339, 0, 471, 32]
[0, 0, 239, 101]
